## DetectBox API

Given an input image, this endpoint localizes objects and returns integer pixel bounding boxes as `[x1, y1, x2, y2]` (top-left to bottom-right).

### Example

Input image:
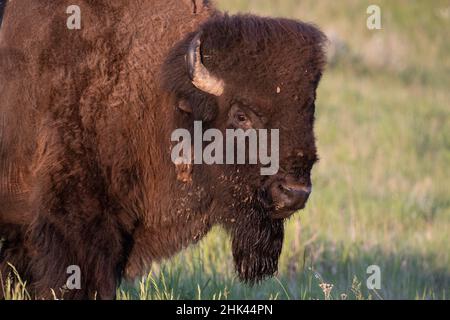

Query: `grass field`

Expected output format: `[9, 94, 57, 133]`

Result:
[3, 0, 450, 300]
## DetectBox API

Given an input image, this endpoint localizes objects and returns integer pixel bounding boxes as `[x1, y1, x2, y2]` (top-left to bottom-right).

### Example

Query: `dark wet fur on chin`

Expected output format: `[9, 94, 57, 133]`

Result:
[230, 202, 284, 284]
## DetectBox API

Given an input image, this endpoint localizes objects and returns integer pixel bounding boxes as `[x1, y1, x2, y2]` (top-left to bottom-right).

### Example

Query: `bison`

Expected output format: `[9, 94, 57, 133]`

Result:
[0, 0, 326, 299]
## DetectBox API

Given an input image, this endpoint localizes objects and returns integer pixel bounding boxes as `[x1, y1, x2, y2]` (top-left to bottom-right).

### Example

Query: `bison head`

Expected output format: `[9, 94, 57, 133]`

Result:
[162, 14, 326, 284]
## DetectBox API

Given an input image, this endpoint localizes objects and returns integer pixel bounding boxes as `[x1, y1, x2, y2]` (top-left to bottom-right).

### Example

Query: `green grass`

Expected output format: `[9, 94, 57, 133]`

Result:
[2, 0, 449, 300]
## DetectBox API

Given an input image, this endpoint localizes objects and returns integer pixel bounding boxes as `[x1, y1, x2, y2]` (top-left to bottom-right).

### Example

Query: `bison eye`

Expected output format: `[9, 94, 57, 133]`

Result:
[232, 110, 253, 129]
[236, 112, 248, 123]
[228, 104, 262, 129]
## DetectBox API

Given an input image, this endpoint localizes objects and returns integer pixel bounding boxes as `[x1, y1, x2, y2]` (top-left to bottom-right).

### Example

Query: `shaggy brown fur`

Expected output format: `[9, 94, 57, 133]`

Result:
[0, 0, 326, 299]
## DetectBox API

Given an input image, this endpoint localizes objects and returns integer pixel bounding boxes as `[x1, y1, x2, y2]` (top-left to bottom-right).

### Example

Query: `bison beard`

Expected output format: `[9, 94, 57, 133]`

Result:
[229, 204, 284, 283]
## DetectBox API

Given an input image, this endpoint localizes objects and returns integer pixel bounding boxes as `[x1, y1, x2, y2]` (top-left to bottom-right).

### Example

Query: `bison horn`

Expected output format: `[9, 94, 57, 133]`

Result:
[187, 33, 225, 96]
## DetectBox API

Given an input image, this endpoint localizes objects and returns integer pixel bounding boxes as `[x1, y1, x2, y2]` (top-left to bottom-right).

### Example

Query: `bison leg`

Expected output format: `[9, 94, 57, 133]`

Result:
[24, 148, 134, 299]
[27, 213, 131, 300]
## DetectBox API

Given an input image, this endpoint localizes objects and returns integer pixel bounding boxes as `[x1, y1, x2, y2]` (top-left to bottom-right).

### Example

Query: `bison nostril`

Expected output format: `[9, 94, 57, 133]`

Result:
[279, 183, 311, 197]
[284, 186, 309, 202]
[268, 176, 311, 218]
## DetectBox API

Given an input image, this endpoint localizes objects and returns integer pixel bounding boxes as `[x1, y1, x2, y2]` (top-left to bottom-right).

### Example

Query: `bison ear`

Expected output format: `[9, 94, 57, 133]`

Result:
[175, 96, 218, 122]
[177, 99, 193, 114]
